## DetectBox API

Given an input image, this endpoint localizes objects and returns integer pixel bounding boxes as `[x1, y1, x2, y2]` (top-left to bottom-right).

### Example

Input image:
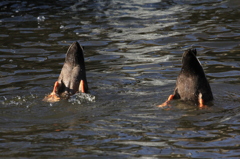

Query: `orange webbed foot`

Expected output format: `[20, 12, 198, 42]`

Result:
[158, 94, 174, 107]
[158, 101, 169, 107]
[42, 92, 60, 103]
[43, 81, 61, 103]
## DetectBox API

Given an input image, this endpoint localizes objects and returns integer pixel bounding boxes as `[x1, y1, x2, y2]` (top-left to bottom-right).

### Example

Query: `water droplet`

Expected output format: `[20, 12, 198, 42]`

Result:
[3, 96, 7, 101]
[37, 16, 45, 22]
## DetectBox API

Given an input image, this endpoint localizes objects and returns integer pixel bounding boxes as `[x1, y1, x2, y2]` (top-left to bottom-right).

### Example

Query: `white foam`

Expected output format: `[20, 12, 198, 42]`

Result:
[68, 93, 96, 104]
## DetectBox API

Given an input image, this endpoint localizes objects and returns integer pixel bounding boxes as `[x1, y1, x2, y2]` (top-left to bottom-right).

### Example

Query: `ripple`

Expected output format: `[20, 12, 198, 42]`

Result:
[1, 64, 18, 69]
[24, 57, 47, 62]
[48, 33, 64, 38]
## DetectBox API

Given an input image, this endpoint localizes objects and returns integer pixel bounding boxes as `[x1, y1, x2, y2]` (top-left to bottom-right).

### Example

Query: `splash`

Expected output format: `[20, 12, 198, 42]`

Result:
[1, 93, 38, 108]
[68, 93, 95, 105]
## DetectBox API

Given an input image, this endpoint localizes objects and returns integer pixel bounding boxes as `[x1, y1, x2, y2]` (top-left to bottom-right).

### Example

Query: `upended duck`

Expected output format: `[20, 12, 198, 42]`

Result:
[43, 42, 88, 102]
[159, 49, 213, 108]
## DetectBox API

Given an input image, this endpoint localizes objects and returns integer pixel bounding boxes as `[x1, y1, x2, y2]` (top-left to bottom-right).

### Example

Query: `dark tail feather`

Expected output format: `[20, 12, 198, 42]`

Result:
[65, 42, 85, 68]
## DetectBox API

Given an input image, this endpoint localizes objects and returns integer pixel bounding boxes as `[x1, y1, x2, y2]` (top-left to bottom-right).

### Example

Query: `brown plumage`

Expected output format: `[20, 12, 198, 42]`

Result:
[159, 49, 213, 107]
[43, 42, 88, 102]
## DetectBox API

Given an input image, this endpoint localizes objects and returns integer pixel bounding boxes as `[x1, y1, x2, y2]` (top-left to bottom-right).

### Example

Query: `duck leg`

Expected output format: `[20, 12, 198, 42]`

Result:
[158, 94, 174, 107]
[43, 81, 61, 102]
[79, 80, 86, 93]
[198, 93, 207, 108]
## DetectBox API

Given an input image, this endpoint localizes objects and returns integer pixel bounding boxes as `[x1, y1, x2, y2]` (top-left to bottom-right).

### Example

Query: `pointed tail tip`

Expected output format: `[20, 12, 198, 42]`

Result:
[70, 41, 79, 48]
[185, 48, 197, 56]
[71, 41, 84, 51]
[67, 41, 83, 54]
[65, 41, 85, 65]
[72, 41, 79, 45]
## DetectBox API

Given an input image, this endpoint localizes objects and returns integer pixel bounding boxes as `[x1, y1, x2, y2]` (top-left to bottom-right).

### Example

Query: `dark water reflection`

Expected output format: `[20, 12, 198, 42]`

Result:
[1, 0, 240, 158]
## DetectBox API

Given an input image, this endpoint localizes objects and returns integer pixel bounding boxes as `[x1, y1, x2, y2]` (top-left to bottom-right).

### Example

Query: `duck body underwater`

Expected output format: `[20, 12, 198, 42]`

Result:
[159, 49, 213, 107]
[43, 42, 88, 102]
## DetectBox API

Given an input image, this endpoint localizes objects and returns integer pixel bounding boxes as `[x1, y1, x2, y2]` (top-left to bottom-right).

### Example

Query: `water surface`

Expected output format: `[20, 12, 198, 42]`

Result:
[1, 0, 240, 158]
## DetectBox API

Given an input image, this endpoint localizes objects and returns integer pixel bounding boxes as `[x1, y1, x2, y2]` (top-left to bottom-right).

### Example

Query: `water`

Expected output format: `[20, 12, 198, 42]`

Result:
[1, 0, 240, 158]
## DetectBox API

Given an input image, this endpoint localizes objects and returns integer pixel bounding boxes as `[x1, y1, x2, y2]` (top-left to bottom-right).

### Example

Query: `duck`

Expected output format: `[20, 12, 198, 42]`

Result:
[43, 42, 88, 102]
[159, 49, 213, 108]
